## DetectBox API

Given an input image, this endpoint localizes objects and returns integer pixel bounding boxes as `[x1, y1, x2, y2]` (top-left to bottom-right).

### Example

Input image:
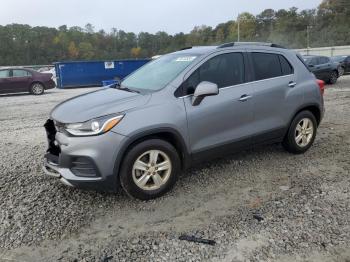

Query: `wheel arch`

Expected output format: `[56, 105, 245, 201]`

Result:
[290, 104, 322, 127]
[113, 128, 190, 181]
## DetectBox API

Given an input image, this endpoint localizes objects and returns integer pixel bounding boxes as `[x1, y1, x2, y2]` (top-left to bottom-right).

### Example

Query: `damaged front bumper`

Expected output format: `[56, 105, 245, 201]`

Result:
[43, 158, 74, 187]
[42, 154, 103, 187]
[43, 119, 126, 192]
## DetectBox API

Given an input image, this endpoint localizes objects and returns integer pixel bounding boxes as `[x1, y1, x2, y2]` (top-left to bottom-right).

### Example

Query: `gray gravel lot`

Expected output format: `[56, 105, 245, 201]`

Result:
[0, 78, 349, 262]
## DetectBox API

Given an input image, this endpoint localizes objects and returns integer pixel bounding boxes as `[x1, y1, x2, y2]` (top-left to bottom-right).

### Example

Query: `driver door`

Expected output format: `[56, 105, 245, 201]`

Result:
[181, 52, 255, 161]
[0, 69, 12, 94]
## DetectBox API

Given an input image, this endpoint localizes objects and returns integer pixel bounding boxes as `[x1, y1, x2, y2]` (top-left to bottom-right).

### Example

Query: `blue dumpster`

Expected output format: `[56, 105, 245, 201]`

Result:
[54, 59, 150, 88]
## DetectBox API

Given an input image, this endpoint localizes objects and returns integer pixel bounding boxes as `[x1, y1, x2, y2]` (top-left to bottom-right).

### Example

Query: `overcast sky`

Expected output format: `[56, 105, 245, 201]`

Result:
[1, 0, 322, 34]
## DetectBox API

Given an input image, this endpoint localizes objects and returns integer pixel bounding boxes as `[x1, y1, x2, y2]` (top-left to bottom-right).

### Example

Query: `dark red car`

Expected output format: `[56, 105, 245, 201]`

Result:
[0, 68, 56, 95]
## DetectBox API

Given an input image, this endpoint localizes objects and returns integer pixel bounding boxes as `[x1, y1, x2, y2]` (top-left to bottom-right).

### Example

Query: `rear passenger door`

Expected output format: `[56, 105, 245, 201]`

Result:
[182, 51, 255, 160]
[248, 52, 298, 143]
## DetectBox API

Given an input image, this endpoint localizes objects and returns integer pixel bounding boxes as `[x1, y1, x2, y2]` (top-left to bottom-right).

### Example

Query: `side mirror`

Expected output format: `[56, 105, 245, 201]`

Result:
[192, 81, 219, 106]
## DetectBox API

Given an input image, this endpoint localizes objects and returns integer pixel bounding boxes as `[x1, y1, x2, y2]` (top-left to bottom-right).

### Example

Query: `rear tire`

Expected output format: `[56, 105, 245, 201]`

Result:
[30, 83, 45, 95]
[120, 139, 180, 200]
[282, 111, 317, 154]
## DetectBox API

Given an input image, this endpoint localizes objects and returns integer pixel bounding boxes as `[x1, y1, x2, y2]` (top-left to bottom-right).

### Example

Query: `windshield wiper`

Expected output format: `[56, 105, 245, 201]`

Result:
[109, 82, 140, 94]
[118, 86, 140, 94]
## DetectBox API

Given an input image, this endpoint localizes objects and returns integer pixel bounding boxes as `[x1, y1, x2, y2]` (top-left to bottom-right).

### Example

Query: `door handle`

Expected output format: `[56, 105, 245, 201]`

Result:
[239, 94, 252, 102]
[288, 81, 297, 88]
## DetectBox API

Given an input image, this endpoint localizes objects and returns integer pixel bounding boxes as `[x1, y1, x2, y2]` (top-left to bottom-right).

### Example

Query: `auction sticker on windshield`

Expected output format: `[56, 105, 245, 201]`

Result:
[175, 56, 197, 62]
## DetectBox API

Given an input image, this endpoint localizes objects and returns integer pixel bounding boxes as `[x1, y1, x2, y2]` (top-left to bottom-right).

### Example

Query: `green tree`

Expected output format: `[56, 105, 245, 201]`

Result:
[68, 41, 79, 58]
[0, 0, 349, 66]
[79, 42, 94, 60]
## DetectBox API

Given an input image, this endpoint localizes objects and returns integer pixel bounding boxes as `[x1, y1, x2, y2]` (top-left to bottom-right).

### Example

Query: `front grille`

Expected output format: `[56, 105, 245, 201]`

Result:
[70, 157, 98, 177]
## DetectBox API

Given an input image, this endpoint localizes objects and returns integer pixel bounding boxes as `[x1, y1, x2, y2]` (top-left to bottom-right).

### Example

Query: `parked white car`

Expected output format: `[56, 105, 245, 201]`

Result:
[42, 68, 57, 86]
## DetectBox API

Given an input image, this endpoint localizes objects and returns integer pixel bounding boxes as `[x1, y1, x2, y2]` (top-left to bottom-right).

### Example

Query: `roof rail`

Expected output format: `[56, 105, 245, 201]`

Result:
[217, 42, 286, 49]
[179, 46, 216, 51]
[180, 46, 193, 51]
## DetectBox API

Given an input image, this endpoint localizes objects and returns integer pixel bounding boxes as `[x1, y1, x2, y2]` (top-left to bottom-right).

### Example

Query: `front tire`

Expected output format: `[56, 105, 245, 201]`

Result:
[30, 83, 45, 95]
[328, 71, 338, 85]
[120, 139, 180, 200]
[282, 111, 317, 154]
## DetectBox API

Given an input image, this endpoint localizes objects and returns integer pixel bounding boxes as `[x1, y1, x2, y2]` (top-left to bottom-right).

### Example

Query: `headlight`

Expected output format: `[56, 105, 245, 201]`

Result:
[64, 114, 124, 136]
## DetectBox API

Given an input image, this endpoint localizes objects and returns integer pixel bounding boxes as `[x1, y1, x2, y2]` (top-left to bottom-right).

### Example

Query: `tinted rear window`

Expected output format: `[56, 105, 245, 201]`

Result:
[279, 55, 294, 75]
[252, 53, 282, 81]
[297, 54, 311, 72]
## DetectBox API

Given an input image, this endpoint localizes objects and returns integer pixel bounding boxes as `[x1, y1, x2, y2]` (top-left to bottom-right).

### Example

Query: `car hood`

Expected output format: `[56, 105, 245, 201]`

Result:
[51, 88, 151, 123]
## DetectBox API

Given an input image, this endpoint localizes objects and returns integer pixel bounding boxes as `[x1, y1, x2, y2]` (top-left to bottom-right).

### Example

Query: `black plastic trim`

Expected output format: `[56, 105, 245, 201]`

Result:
[113, 127, 191, 176]
[191, 127, 287, 165]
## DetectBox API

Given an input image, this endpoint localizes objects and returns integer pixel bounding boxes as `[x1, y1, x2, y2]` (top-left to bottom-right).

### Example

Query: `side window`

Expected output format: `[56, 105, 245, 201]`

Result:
[12, 70, 30, 77]
[312, 57, 320, 65]
[318, 57, 327, 64]
[183, 52, 245, 95]
[183, 69, 200, 95]
[251, 52, 282, 81]
[279, 55, 294, 75]
[0, 70, 10, 78]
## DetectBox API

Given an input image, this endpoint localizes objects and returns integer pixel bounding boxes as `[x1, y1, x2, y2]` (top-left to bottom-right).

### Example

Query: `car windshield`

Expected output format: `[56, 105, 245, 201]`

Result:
[121, 53, 198, 92]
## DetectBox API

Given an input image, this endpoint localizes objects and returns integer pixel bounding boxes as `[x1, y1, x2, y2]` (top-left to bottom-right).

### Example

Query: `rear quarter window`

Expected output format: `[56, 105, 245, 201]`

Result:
[296, 54, 311, 72]
[279, 55, 294, 75]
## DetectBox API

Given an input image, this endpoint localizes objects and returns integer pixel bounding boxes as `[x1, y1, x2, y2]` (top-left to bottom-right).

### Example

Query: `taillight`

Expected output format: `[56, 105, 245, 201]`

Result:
[317, 79, 325, 96]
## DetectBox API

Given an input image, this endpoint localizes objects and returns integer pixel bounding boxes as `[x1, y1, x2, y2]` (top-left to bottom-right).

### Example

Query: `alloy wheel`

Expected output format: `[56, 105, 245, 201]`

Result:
[32, 83, 44, 95]
[294, 118, 314, 147]
[132, 150, 172, 191]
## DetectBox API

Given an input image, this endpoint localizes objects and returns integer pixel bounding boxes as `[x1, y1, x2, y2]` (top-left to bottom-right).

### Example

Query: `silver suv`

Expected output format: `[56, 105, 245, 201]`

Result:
[43, 42, 325, 200]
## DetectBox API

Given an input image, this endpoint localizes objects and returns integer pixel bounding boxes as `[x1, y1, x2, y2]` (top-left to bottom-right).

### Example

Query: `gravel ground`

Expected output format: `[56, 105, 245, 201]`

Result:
[0, 77, 349, 262]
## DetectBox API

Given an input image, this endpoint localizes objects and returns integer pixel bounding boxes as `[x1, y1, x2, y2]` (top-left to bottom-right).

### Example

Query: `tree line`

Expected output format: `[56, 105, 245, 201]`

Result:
[0, 0, 349, 66]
